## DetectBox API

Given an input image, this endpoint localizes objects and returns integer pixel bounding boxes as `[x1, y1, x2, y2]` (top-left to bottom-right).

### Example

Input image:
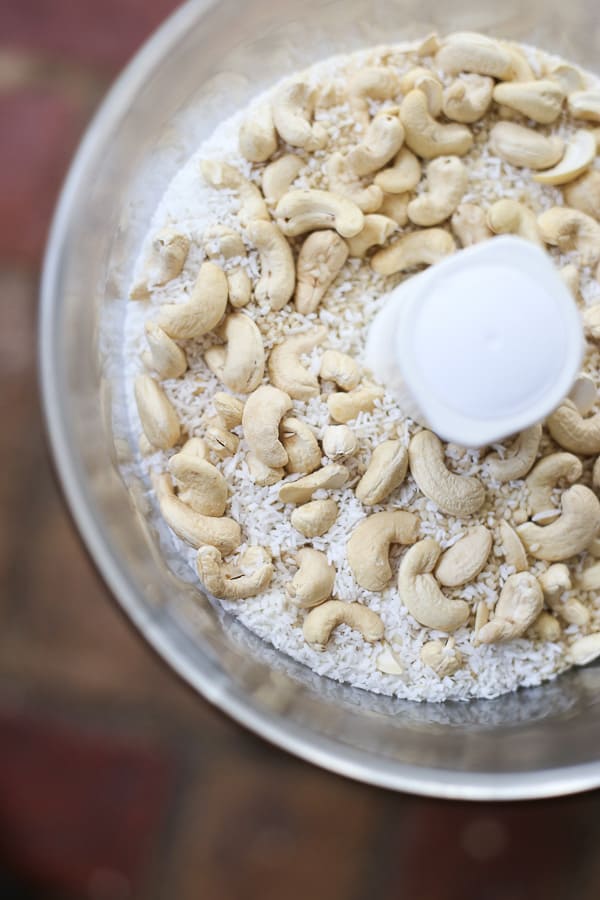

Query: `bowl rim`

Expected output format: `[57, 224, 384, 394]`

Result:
[38, 0, 600, 801]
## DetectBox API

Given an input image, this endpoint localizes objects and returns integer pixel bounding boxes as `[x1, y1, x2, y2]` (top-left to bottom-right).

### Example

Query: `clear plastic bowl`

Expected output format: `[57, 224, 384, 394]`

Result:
[40, 0, 600, 800]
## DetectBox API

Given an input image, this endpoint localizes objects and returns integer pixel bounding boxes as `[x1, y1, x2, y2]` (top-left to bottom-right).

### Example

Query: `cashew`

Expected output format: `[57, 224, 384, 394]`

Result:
[217, 270, 250, 308]
[570, 633, 600, 666]
[376, 645, 405, 676]
[200, 160, 269, 224]
[547, 399, 600, 455]
[276, 189, 364, 239]
[420, 638, 463, 677]
[327, 385, 384, 423]
[281, 417, 322, 474]
[530, 611, 562, 642]
[570, 375, 596, 416]
[578, 562, 600, 591]
[434, 526, 492, 587]
[272, 80, 326, 151]
[517, 484, 600, 561]
[153, 473, 240, 554]
[325, 152, 383, 213]
[584, 305, 600, 342]
[533, 130, 596, 186]
[489, 122, 564, 170]
[478, 573, 543, 644]
[399, 68, 443, 116]
[400, 90, 473, 159]
[319, 350, 361, 391]
[526, 453, 583, 522]
[538, 563, 571, 600]
[374, 147, 422, 194]
[485, 424, 542, 482]
[180, 436, 209, 459]
[347, 111, 405, 177]
[498, 521, 528, 572]
[568, 90, 600, 123]
[268, 327, 327, 400]
[197, 545, 273, 600]
[213, 392, 244, 429]
[473, 600, 489, 642]
[239, 103, 278, 163]
[294, 230, 349, 314]
[279, 464, 348, 505]
[407, 156, 468, 227]
[564, 170, 600, 220]
[378, 192, 410, 225]
[443, 74, 494, 123]
[262, 154, 304, 206]
[416, 32, 441, 57]
[204, 312, 265, 394]
[492, 79, 564, 124]
[242, 385, 292, 468]
[156, 262, 228, 340]
[398, 539, 469, 632]
[451, 203, 492, 247]
[345, 214, 398, 257]
[287, 548, 335, 607]
[562, 598, 591, 627]
[371, 228, 456, 275]
[246, 219, 295, 311]
[322, 425, 358, 461]
[134, 375, 180, 450]
[130, 227, 190, 298]
[303, 600, 384, 651]
[168, 450, 228, 517]
[435, 32, 514, 80]
[246, 452, 284, 486]
[355, 440, 408, 505]
[503, 44, 535, 81]
[143, 322, 187, 380]
[204, 224, 246, 260]
[409, 430, 485, 517]
[547, 62, 585, 94]
[348, 66, 400, 101]
[204, 418, 239, 459]
[560, 264, 581, 300]
[347, 510, 419, 591]
[538, 207, 600, 266]
[290, 499, 338, 538]
[486, 199, 543, 247]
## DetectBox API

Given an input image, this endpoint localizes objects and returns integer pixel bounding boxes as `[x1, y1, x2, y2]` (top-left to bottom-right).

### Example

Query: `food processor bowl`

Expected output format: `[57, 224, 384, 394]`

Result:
[40, 0, 600, 800]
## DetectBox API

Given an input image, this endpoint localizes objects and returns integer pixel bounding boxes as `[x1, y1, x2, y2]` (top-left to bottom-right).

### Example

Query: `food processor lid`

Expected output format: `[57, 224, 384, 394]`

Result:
[366, 236, 584, 446]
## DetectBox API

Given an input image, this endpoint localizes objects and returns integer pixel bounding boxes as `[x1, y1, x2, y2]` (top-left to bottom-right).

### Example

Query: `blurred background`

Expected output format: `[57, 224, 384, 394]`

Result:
[2, 1, 600, 898]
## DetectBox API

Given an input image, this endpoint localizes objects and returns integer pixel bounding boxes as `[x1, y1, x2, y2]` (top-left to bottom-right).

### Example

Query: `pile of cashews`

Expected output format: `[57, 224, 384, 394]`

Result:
[132, 31, 600, 680]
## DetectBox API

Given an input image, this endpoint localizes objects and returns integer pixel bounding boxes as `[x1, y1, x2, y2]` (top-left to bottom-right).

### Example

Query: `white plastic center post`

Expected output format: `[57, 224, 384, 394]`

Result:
[365, 236, 584, 446]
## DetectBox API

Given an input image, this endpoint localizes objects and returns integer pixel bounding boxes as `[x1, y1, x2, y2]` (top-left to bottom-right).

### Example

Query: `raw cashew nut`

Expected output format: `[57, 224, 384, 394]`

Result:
[290, 500, 338, 538]
[398, 539, 469, 632]
[153, 473, 240, 554]
[371, 228, 456, 275]
[279, 464, 348, 505]
[204, 417, 239, 459]
[246, 219, 295, 311]
[374, 147, 422, 194]
[451, 204, 492, 247]
[578, 562, 600, 591]
[492, 80, 565, 124]
[517, 484, 600, 561]
[569, 375, 596, 416]
[420, 638, 463, 677]
[530, 611, 562, 643]
[135, 375, 180, 450]
[435, 32, 515, 80]
[156, 262, 228, 340]
[246, 452, 284, 486]
[347, 111, 405, 177]
[325, 152, 383, 213]
[565, 170, 600, 220]
[268, 327, 327, 400]
[322, 425, 358, 461]
[180, 436, 209, 459]
[378, 192, 410, 225]
[281, 417, 322, 474]
[409, 430, 485, 517]
[400, 90, 473, 159]
[477, 573, 543, 643]
[547, 399, 600, 455]
[276, 189, 364, 239]
[200, 160, 269, 224]
[526, 453, 583, 522]
[346, 214, 398, 257]
[560, 264, 581, 300]
[442, 75, 494, 123]
[533, 130, 596, 186]
[215, 271, 250, 309]
[355, 440, 408, 505]
[303, 600, 384, 651]
[498, 521, 528, 572]
[568, 90, 600, 123]
[434, 526, 492, 587]
[538, 563, 572, 602]
[213, 393, 244, 429]
[570, 634, 600, 666]
[294, 230, 349, 314]
[242, 385, 292, 468]
[204, 224, 246, 260]
[347, 510, 419, 591]
[143, 322, 187, 380]
[348, 66, 400, 101]
[407, 156, 468, 227]
[327, 385, 384, 423]
[168, 450, 228, 517]
[287, 548, 335, 607]
[485, 424, 542, 482]
[239, 103, 278, 163]
[584, 305, 600, 342]
[538, 207, 600, 266]
[546, 62, 585, 94]
[130, 227, 190, 298]
[486, 200, 543, 247]
[319, 350, 361, 391]
[489, 122, 564, 170]
[197, 545, 273, 600]
[399, 67, 443, 116]
[204, 312, 265, 394]
[262, 154, 304, 205]
[272, 80, 326, 151]
[376, 645, 405, 676]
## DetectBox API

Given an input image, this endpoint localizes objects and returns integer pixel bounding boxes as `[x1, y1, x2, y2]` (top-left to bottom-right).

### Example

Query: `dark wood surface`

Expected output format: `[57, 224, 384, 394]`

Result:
[1, 3, 600, 898]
